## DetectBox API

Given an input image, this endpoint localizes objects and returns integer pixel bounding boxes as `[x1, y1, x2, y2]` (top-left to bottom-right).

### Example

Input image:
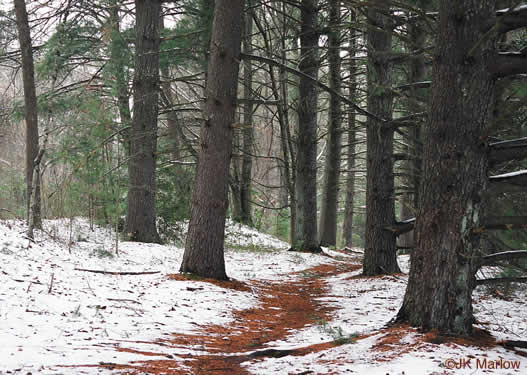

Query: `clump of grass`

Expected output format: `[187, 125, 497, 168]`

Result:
[90, 247, 114, 259]
[316, 319, 358, 345]
[300, 270, 320, 278]
[226, 243, 278, 253]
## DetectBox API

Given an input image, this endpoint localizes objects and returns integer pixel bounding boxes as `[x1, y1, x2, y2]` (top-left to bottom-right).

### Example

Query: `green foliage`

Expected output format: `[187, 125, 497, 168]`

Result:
[274, 210, 290, 241]
[160, 18, 199, 70]
[156, 164, 193, 226]
[159, 0, 215, 71]
[103, 24, 134, 100]
[45, 91, 126, 223]
[37, 21, 102, 80]
[0, 168, 25, 219]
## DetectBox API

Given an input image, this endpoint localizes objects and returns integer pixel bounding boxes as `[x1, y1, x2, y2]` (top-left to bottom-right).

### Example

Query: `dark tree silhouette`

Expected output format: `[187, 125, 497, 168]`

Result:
[180, 0, 244, 280]
[14, 0, 42, 235]
[363, 0, 400, 275]
[126, 0, 162, 243]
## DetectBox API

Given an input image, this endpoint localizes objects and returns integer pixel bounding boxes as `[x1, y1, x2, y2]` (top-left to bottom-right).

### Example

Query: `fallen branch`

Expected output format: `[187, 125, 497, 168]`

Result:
[475, 277, 527, 286]
[502, 340, 527, 350]
[385, 218, 415, 236]
[489, 137, 527, 164]
[478, 250, 527, 266]
[478, 216, 527, 231]
[74, 268, 160, 276]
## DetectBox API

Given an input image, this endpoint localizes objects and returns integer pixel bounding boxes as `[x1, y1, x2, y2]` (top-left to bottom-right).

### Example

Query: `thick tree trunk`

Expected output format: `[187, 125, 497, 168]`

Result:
[126, 0, 161, 243]
[341, 14, 358, 249]
[319, 1, 342, 247]
[397, 0, 496, 335]
[14, 0, 42, 230]
[292, 0, 321, 252]
[180, 0, 244, 280]
[363, 0, 400, 275]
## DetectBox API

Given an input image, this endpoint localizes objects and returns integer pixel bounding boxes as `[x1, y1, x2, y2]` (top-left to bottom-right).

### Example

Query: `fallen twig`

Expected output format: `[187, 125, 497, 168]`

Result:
[25, 308, 46, 314]
[13, 278, 43, 285]
[74, 268, 160, 276]
[107, 298, 141, 304]
[48, 273, 54, 294]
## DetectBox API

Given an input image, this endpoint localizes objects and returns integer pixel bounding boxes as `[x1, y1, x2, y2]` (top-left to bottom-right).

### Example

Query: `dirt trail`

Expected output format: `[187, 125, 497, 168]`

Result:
[85, 260, 360, 374]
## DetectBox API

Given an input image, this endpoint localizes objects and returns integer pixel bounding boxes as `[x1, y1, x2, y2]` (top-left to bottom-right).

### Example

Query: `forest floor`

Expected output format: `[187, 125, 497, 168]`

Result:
[0, 218, 526, 374]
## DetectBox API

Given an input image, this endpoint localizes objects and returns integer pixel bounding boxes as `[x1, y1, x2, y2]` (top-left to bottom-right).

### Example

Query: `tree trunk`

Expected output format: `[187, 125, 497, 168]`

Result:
[292, 0, 321, 252]
[267, 16, 296, 243]
[342, 19, 358, 249]
[28, 149, 44, 239]
[398, 1, 427, 249]
[230, 2, 254, 226]
[14, 0, 42, 230]
[126, 0, 161, 243]
[230, 128, 243, 220]
[397, 0, 496, 335]
[160, 14, 181, 161]
[180, 0, 244, 280]
[239, 0, 254, 226]
[319, 1, 342, 247]
[363, 0, 400, 275]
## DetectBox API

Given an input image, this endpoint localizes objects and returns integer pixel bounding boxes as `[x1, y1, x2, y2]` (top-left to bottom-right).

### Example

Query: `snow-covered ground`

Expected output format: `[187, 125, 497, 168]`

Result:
[0, 218, 525, 374]
[245, 254, 527, 375]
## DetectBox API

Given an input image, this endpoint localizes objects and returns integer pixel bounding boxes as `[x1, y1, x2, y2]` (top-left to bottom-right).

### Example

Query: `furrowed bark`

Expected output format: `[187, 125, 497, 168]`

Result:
[363, 0, 400, 275]
[397, 0, 496, 335]
[319, 1, 342, 247]
[292, 0, 321, 252]
[180, 0, 244, 280]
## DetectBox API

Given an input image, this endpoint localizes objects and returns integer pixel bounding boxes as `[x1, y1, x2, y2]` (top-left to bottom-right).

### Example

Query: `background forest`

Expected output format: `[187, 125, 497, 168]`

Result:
[1, 0, 527, 338]
[1, 0, 370, 246]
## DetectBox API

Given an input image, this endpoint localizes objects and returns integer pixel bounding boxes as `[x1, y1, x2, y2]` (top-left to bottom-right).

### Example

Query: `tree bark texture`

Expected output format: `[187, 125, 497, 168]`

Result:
[180, 0, 244, 280]
[126, 0, 161, 243]
[268, 40, 295, 243]
[239, 1, 254, 226]
[319, 1, 342, 247]
[398, 2, 427, 249]
[397, 0, 496, 335]
[14, 0, 42, 229]
[293, 0, 321, 252]
[160, 14, 181, 161]
[342, 13, 358, 249]
[363, 0, 400, 275]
